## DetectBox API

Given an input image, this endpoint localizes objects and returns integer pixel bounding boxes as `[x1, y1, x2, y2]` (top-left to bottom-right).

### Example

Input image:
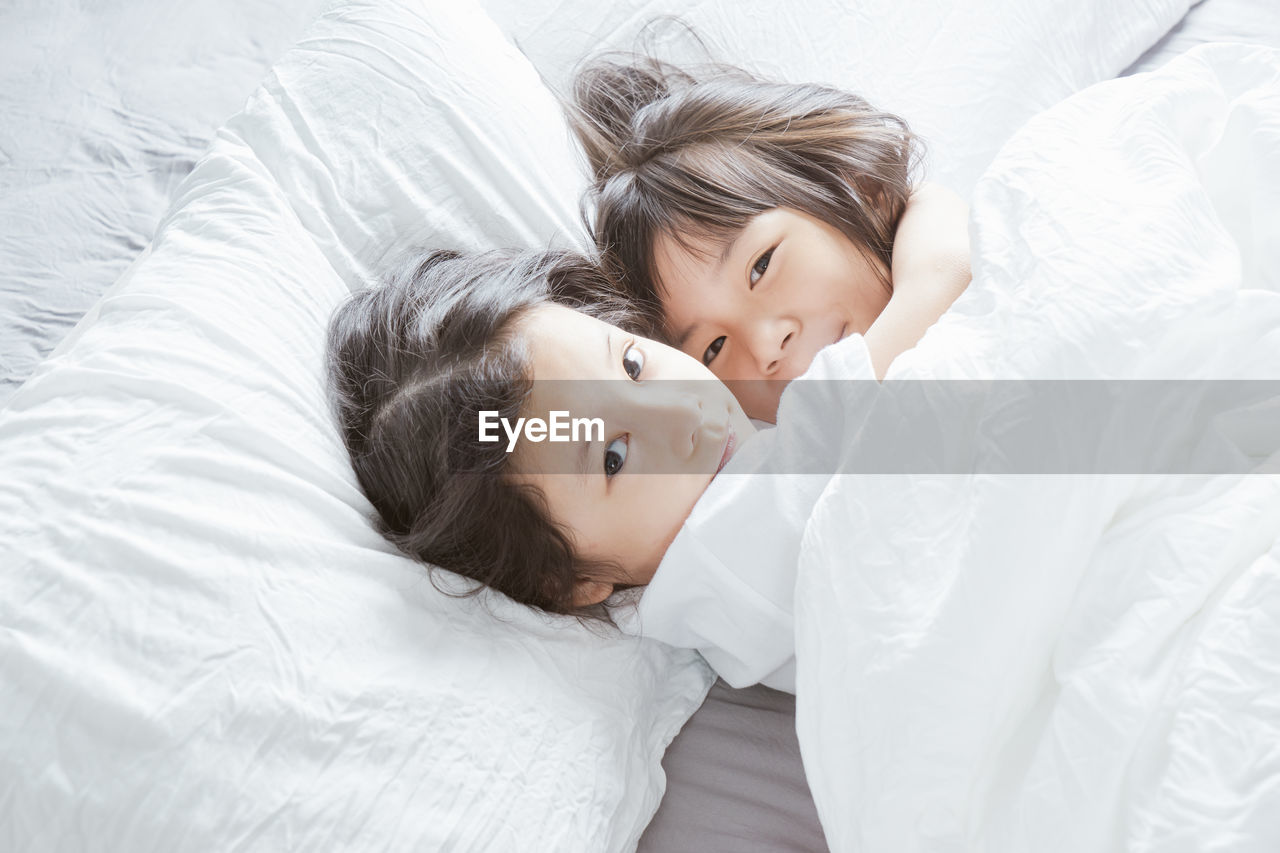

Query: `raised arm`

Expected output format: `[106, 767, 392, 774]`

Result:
[863, 182, 971, 379]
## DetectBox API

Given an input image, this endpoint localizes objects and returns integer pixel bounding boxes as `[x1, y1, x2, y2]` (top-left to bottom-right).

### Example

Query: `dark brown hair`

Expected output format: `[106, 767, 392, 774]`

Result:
[569, 55, 919, 338]
[326, 249, 635, 619]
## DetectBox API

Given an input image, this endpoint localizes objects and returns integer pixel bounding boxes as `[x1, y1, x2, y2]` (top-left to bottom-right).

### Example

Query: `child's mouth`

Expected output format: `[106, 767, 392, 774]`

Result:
[715, 427, 737, 474]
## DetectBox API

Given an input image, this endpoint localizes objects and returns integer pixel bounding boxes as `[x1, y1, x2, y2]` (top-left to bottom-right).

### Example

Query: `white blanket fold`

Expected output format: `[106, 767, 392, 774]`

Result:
[794, 44, 1280, 852]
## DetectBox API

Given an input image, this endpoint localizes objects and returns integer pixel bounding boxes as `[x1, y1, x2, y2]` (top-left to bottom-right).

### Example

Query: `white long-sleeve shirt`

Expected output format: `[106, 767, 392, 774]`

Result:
[614, 335, 876, 693]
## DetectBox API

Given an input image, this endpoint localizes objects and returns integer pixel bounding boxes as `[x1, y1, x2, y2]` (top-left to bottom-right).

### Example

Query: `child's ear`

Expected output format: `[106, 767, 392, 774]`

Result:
[572, 579, 615, 608]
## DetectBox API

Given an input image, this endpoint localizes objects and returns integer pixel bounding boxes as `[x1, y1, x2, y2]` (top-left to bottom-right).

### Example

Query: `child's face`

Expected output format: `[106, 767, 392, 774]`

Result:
[654, 207, 890, 423]
[510, 304, 755, 606]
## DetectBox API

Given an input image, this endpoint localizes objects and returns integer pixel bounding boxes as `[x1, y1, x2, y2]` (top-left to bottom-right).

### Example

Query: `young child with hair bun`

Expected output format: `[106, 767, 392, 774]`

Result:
[570, 56, 972, 422]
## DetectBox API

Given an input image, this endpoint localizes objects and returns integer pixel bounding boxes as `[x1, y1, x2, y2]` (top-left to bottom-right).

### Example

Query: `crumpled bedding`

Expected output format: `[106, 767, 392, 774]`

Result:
[0, 0, 1227, 849]
[0, 0, 330, 407]
[0, 2, 713, 850]
[1124, 0, 1280, 75]
[794, 44, 1280, 852]
[1, 0, 1194, 411]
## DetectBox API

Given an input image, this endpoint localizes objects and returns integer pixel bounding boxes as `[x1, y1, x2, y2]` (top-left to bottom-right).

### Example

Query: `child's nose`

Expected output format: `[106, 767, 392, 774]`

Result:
[642, 386, 703, 457]
[744, 315, 799, 377]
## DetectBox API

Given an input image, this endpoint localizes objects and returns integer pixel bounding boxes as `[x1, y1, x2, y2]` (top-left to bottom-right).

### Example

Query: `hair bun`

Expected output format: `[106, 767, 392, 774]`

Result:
[569, 57, 695, 182]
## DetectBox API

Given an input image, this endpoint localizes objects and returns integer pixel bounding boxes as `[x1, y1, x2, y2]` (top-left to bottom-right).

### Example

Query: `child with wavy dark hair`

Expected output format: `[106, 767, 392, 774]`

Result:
[326, 249, 755, 619]
[570, 57, 971, 422]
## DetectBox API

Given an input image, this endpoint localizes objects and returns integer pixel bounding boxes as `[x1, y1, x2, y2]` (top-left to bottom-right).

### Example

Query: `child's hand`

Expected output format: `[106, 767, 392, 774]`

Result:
[863, 182, 971, 379]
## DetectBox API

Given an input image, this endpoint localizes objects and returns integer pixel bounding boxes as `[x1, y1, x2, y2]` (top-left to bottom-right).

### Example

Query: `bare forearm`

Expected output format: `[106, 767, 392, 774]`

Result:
[864, 254, 970, 378]
[864, 182, 971, 379]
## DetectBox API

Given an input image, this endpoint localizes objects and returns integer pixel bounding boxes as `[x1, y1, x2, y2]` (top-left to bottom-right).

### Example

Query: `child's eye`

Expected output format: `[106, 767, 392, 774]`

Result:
[702, 336, 725, 366]
[622, 344, 644, 380]
[749, 248, 774, 288]
[604, 436, 628, 477]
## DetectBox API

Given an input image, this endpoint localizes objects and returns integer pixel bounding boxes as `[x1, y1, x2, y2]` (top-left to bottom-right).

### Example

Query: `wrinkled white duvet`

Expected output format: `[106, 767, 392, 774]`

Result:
[795, 45, 1280, 852]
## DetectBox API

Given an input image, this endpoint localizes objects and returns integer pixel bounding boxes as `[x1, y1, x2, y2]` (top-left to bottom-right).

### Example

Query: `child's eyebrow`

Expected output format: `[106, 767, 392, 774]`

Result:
[576, 435, 591, 479]
[674, 322, 697, 350]
[717, 230, 742, 264]
[573, 328, 613, 480]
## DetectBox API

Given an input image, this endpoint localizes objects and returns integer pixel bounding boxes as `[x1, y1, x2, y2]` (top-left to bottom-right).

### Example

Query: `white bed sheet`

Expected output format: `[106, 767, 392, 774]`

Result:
[1, 0, 1269, 849]
[796, 43, 1280, 851]
[12, 0, 1280, 416]
[1125, 0, 1280, 75]
[0, 2, 715, 849]
[0, 0, 330, 408]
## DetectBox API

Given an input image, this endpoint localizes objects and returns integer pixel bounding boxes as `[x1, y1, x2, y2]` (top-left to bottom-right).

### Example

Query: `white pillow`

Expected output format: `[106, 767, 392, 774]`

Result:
[480, 0, 1193, 194]
[0, 1, 711, 850]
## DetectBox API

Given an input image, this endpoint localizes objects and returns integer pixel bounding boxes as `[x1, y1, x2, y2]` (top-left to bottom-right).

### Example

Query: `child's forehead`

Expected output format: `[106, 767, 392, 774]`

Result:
[657, 218, 741, 261]
[521, 304, 615, 381]
[652, 226, 735, 288]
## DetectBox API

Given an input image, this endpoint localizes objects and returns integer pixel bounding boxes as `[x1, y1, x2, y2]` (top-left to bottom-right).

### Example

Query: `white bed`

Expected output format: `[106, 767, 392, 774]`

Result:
[9, 0, 1280, 410]
[2, 1, 1278, 850]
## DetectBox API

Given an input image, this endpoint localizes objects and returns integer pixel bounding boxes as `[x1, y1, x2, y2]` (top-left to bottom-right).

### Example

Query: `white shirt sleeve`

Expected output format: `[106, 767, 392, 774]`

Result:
[615, 335, 877, 692]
